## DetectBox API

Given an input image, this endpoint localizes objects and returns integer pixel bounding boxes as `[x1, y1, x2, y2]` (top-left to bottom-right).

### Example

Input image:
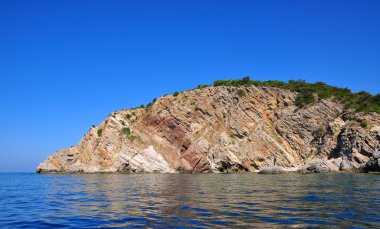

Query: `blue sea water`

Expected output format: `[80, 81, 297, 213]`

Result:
[0, 173, 380, 228]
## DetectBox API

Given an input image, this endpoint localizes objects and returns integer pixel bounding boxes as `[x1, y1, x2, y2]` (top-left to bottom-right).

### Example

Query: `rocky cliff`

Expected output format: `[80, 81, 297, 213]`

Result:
[37, 85, 380, 173]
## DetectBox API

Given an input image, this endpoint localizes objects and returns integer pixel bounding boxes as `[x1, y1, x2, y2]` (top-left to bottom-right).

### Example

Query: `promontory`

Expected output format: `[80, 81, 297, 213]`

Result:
[37, 78, 380, 174]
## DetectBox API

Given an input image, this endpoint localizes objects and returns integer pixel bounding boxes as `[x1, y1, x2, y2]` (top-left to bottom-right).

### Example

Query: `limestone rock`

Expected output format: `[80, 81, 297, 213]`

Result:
[36, 85, 380, 174]
[258, 166, 286, 174]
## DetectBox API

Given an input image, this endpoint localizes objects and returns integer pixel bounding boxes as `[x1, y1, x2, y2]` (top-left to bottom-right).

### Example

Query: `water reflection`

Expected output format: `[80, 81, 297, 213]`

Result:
[0, 173, 380, 228]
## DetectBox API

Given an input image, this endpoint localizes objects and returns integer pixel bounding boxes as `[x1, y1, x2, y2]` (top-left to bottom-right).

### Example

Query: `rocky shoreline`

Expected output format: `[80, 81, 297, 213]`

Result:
[37, 85, 380, 174]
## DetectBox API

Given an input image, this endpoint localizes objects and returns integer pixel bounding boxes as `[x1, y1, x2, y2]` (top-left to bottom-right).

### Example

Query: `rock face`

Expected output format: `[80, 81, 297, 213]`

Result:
[37, 85, 380, 173]
[363, 149, 380, 172]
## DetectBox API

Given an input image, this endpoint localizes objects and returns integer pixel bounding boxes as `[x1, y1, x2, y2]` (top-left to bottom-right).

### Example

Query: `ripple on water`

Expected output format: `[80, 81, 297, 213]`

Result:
[0, 173, 380, 228]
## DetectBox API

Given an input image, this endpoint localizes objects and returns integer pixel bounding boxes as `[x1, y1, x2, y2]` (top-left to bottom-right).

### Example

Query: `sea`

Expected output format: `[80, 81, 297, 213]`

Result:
[0, 173, 379, 228]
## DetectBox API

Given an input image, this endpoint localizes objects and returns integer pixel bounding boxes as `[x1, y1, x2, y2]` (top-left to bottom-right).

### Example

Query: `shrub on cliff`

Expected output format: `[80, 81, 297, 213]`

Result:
[241, 76, 250, 85]
[145, 102, 152, 112]
[97, 128, 103, 137]
[122, 127, 131, 136]
[197, 84, 210, 89]
[237, 89, 246, 97]
[212, 77, 380, 113]
[295, 90, 316, 108]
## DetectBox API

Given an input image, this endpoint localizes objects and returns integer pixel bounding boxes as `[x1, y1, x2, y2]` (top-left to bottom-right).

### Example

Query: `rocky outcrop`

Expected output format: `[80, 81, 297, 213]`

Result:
[258, 166, 287, 174]
[36, 85, 380, 174]
[363, 149, 380, 172]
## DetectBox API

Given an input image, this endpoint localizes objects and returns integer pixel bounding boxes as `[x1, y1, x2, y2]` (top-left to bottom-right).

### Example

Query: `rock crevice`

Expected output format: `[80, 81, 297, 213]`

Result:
[37, 85, 380, 173]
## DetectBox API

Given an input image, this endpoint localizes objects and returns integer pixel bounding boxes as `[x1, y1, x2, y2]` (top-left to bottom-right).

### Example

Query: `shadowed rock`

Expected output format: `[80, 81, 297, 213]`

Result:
[363, 149, 380, 173]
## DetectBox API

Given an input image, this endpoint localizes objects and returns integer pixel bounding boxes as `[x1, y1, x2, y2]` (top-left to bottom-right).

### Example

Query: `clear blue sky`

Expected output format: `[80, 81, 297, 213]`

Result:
[0, 0, 379, 172]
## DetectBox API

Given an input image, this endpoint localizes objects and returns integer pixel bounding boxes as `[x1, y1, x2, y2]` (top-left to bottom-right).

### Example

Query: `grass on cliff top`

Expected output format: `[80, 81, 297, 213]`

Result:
[130, 76, 379, 114]
[213, 77, 380, 113]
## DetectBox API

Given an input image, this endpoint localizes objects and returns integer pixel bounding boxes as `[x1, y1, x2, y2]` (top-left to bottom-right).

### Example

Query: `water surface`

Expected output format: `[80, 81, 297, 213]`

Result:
[0, 173, 379, 228]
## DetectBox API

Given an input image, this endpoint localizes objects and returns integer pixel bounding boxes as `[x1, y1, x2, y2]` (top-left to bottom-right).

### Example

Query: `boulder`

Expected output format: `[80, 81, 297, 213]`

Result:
[258, 166, 286, 174]
[299, 163, 330, 173]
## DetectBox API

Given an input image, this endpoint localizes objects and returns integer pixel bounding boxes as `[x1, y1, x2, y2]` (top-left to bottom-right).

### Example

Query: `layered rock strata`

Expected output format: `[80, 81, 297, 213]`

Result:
[37, 86, 380, 173]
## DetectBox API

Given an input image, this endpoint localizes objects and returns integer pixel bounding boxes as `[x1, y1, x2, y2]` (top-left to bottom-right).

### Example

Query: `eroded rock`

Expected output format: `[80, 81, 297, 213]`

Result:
[37, 85, 380, 174]
[363, 149, 380, 172]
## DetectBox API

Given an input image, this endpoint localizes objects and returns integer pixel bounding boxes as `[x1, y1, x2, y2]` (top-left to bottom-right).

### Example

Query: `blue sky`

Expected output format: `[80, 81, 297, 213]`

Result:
[0, 0, 379, 172]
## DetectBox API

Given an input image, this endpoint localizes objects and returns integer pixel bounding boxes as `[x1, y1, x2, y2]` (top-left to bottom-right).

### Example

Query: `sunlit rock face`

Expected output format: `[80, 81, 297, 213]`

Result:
[37, 85, 380, 173]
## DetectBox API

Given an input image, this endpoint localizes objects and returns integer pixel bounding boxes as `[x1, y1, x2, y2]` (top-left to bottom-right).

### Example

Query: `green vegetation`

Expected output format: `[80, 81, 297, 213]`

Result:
[173, 92, 179, 97]
[139, 104, 145, 108]
[121, 127, 138, 142]
[237, 89, 246, 97]
[145, 102, 152, 112]
[197, 84, 210, 89]
[213, 76, 380, 113]
[122, 127, 138, 142]
[122, 127, 131, 136]
[97, 128, 103, 137]
[126, 114, 132, 119]
[241, 76, 250, 84]
[360, 120, 368, 128]
[121, 121, 125, 126]
[128, 134, 138, 143]
[295, 90, 315, 108]
[153, 98, 157, 104]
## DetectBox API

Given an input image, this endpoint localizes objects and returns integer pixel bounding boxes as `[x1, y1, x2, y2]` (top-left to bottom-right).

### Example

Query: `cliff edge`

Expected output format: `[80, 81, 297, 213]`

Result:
[37, 84, 380, 173]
